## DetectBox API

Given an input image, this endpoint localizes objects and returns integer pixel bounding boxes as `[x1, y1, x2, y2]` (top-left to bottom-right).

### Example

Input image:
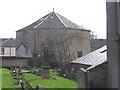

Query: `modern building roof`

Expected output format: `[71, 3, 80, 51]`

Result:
[1, 38, 16, 47]
[71, 45, 107, 70]
[17, 11, 89, 32]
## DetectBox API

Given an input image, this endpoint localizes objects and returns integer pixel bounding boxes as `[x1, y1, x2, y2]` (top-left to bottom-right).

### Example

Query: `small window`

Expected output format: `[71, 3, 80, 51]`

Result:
[77, 51, 82, 58]
[1, 48, 4, 55]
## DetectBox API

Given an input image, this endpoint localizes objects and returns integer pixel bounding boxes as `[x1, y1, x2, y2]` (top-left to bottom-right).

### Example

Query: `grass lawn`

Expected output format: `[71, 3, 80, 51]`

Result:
[24, 70, 78, 89]
[0, 68, 14, 89]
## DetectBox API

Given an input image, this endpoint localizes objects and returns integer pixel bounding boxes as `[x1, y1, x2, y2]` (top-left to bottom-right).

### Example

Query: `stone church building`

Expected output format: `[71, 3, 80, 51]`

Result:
[16, 11, 91, 63]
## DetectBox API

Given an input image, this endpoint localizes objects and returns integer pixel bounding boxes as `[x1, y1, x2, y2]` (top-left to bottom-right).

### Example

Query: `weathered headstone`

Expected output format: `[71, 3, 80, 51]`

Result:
[35, 85, 44, 90]
[41, 45, 50, 79]
[18, 65, 22, 75]
[19, 79, 25, 90]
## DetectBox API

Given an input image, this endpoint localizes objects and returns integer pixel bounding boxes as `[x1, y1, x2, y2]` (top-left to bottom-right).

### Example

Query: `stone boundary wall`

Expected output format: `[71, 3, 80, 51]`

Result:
[1, 56, 31, 67]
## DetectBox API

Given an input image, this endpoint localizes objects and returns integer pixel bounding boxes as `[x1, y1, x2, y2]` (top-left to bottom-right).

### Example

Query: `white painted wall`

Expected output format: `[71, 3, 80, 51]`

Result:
[0, 47, 1, 55]
[0, 47, 16, 56]
[11, 48, 16, 56]
[5, 47, 10, 56]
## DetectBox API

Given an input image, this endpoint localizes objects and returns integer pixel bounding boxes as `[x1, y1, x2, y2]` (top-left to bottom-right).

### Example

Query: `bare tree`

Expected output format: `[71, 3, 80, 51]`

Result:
[47, 29, 83, 71]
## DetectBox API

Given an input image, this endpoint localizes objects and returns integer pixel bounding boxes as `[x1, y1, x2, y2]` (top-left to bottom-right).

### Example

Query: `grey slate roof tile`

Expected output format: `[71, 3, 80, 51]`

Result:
[71, 45, 107, 70]
[1, 38, 16, 47]
[17, 11, 88, 32]
[56, 13, 85, 29]
[17, 13, 50, 32]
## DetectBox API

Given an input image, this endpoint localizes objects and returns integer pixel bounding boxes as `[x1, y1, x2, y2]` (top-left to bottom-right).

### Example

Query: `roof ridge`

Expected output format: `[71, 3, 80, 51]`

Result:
[1, 38, 15, 47]
[17, 11, 89, 32]
[33, 12, 53, 29]
[55, 13, 68, 27]
[16, 13, 51, 32]
[56, 13, 86, 29]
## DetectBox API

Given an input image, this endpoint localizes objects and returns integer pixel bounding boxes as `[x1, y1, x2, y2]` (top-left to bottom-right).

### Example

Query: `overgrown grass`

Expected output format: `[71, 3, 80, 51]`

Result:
[24, 70, 78, 89]
[0, 68, 2, 90]
[0, 68, 14, 89]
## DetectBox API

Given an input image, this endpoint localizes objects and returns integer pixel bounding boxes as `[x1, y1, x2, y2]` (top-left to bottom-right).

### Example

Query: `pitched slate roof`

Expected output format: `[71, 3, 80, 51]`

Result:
[0, 38, 9, 42]
[17, 13, 50, 32]
[1, 38, 16, 47]
[71, 45, 107, 70]
[56, 13, 85, 29]
[17, 11, 88, 32]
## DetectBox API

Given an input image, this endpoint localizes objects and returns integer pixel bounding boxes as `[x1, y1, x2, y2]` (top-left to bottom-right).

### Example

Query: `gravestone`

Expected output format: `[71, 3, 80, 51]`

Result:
[41, 45, 50, 79]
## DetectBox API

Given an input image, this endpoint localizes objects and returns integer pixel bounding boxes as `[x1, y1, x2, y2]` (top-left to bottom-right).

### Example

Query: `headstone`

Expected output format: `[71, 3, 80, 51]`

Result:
[18, 66, 22, 75]
[19, 79, 25, 90]
[41, 45, 50, 79]
[35, 85, 44, 90]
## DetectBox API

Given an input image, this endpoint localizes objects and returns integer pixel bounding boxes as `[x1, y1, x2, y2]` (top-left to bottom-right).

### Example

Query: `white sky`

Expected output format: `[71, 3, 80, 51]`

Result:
[0, 0, 106, 39]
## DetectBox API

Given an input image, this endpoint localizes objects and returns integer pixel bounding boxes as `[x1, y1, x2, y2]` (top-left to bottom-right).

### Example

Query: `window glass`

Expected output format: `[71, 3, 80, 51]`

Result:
[77, 51, 82, 58]
[1, 48, 4, 55]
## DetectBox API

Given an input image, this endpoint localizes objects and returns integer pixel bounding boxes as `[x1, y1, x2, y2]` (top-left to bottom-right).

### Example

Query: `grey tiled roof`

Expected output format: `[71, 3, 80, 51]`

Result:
[56, 13, 85, 29]
[17, 11, 88, 32]
[17, 13, 50, 32]
[1, 38, 16, 47]
[0, 38, 9, 42]
[71, 45, 107, 70]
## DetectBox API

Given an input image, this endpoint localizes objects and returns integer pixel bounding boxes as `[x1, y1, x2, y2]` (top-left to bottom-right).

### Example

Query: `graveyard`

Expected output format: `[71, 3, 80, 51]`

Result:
[0, 68, 14, 89]
[1, 67, 78, 89]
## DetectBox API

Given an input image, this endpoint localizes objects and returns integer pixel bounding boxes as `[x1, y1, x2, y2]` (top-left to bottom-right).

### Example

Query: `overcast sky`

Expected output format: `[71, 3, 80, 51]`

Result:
[0, 0, 106, 39]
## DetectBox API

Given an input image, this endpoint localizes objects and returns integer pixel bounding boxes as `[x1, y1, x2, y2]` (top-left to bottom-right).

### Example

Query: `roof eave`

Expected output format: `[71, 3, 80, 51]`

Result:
[66, 28, 91, 32]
